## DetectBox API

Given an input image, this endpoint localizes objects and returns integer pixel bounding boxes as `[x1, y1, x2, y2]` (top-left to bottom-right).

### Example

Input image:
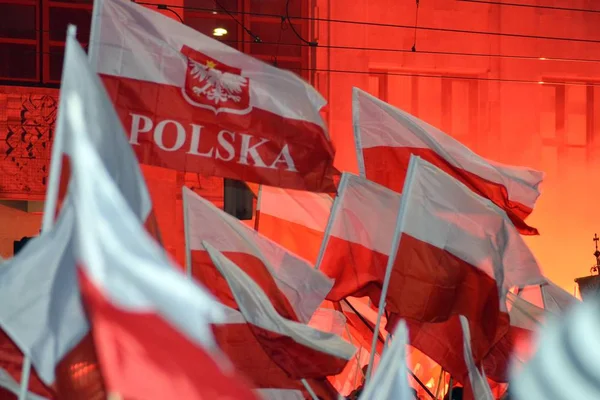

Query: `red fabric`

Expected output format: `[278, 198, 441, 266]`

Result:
[482, 325, 533, 383]
[383, 234, 510, 385]
[386, 234, 502, 333]
[78, 269, 258, 400]
[0, 331, 54, 399]
[191, 250, 299, 321]
[101, 75, 338, 193]
[54, 334, 106, 400]
[193, 250, 349, 383]
[319, 236, 388, 303]
[362, 146, 538, 235]
[213, 324, 344, 399]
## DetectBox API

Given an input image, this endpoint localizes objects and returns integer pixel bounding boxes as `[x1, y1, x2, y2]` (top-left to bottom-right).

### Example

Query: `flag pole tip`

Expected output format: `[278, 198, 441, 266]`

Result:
[67, 24, 78, 38]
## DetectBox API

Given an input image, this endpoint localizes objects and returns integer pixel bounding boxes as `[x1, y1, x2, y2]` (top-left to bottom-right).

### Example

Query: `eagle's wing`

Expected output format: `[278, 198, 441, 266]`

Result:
[219, 72, 248, 94]
[188, 59, 209, 82]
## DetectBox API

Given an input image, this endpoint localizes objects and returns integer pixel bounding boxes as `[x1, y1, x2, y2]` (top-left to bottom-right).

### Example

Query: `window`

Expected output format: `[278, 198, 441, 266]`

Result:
[539, 82, 600, 168]
[369, 70, 481, 149]
[0, 0, 39, 82]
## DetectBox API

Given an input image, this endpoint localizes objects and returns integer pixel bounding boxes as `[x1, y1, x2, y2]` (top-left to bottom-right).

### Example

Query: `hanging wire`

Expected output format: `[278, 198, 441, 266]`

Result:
[134, 1, 600, 45]
[155, 4, 183, 23]
[213, 0, 262, 42]
[412, 0, 420, 52]
[457, 0, 600, 14]
[8, 48, 600, 88]
[285, 0, 317, 46]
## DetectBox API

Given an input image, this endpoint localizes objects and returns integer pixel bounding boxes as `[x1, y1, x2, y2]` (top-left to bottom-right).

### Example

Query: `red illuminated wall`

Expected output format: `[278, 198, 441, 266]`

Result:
[313, 0, 600, 293]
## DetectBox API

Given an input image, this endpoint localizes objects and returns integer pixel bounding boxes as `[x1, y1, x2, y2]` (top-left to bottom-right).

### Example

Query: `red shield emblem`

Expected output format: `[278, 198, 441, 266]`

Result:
[181, 45, 251, 115]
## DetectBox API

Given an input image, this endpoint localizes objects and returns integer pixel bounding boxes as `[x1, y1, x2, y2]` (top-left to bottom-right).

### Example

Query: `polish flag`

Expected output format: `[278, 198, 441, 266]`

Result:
[385, 155, 545, 382]
[183, 186, 333, 323]
[482, 281, 578, 382]
[88, 0, 337, 192]
[359, 320, 412, 400]
[316, 173, 401, 304]
[0, 32, 157, 397]
[256, 186, 333, 264]
[204, 244, 355, 384]
[0, 331, 52, 399]
[352, 88, 543, 235]
[66, 105, 258, 400]
[46, 27, 153, 233]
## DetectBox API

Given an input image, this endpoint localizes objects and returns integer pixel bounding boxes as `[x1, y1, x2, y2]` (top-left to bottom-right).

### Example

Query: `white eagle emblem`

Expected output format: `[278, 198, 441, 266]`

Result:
[187, 58, 248, 105]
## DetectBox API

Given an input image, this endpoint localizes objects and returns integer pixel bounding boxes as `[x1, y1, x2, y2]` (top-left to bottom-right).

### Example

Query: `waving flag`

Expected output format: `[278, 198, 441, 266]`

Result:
[316, 173, 401, 303]
[89, 0, 337, 192]
[352, 88, 543, 234]
[256, 186, 333, 264]
[482, 281, 578, 382]
[183, 186, 332, 323]
[386, 156, 545, 382]
[359, 320, 412, 400]
[511, 299, 600, 400]
[65, 91, 257, 399]
[204, 244, 355, 380]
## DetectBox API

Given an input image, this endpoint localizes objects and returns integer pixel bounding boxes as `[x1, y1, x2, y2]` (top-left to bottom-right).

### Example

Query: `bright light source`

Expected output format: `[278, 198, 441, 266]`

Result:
[539, 57, 547, 60]
[538, 81, 545, 85]
[212, 11, 217, 14]
[213, 27, 227, 37]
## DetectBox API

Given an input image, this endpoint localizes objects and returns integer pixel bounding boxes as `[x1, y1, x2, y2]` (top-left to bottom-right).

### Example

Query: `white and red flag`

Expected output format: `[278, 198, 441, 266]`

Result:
[44, 28, 153, 234]
[88, 0, 337, 192]
[352, 88, 543, 235]
[384, 155, 545, 383]
[359, 320, 412, 400]
[203, 244, 355, 395]
[482, 281, 578, 382]
[65, 95, 258, 399]
[182, 186, 333, 323]
[256, 186, 333, 264]
[316, 173, 401, 304]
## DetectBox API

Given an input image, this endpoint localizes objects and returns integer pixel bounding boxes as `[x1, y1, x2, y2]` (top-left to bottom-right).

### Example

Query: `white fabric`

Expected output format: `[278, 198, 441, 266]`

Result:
[0, 367, 48, 400]
[0, 33, 154, 386]
[359, 320, 411, 400]
[259, 186, 332, 231]
[459, 316, 494, 400]
[203, 243, 356, 361]
[398, 156, 546, 310]
[507, 292, 546, 332]
[318, 173, 401, 259]
[183, 187, 333, 322]
[89, 0, 327, 131]
[0, 206, 87, 386]
[59, 28, 151, 221]
[256, 389, 304, 400]
[65, 71, 224, 353]
[352, 88, 544, 208]
[511, 299, 600, 400]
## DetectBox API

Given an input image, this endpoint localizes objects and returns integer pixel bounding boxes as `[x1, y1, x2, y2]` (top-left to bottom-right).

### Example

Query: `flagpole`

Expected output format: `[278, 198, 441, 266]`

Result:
[300, 379, 319, 400]
[315, 173, 349, 270]
[40, 80, 66, 233]
[342, 299, 436, 400]
[19, 24, 79, 400]
[364, 156, 420, 385]
[183, 186, 192, 278]
[253, 185, 262, 231]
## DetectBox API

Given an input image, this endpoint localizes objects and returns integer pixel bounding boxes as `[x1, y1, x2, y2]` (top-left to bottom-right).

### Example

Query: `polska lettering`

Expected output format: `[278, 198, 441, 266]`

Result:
[129, 113, 297, 172]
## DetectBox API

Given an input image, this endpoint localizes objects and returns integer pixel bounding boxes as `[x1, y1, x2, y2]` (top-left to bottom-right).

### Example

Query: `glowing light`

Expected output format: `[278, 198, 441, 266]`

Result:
[213, 27, 228, 37]
[539, 57, 547, 60]
[212, 11, 217, 14]
[538, 81, 545, 85]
